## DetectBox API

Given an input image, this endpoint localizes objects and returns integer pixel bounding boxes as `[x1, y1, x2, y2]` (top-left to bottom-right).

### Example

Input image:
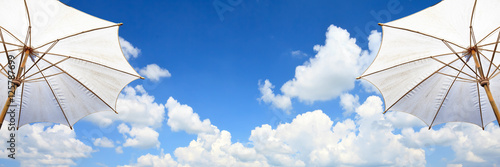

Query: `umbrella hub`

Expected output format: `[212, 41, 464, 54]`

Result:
[480, 78, 489, 87]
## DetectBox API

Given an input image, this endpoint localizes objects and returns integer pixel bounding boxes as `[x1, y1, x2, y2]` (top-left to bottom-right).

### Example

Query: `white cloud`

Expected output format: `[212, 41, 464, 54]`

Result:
[249, 96, 425, 166]
[93, 137, 115, 148]
[85, 85, 165, 128]
[385, 111, 426, 129]
[118, 123, 160, 149]
[119, 37, 141, 59]
[116, 146, 124, 154]
[138, 64, 171, 82]
[84, 85, 165, 150]
[339, 93, 360, 115]
[165, 97, 216, 134]
[124, 96, 429, 167]
[358, 30, 382, 93]
[258, 80, 292, 112]
[291, 50, 308, 58]
[262, 25, 382, 110]
[401, 122, 500, 166]
[119, 150, 185, 167]
[0, 123, 93, 167]
[174, 129, 269, 167]
[447, 164, 463, 167]
[280, 25, 371, 102]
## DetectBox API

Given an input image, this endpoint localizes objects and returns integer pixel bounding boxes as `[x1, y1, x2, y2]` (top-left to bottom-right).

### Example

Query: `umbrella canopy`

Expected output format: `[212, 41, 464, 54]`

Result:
[358, 0, 500, 129]
[0, 0, 142, 129]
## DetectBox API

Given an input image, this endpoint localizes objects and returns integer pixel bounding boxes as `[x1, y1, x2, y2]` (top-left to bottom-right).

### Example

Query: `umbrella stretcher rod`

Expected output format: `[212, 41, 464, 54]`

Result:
[471, 49, 500, 126]
[0, 49, 30, 129]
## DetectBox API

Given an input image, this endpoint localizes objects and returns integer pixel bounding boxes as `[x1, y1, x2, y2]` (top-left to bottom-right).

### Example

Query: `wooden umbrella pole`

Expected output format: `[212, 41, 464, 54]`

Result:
[484, 84, 500, 126]
[0, 49, 30, 129]
[471, 49, 500, 126]
[0, 86, 17, 129]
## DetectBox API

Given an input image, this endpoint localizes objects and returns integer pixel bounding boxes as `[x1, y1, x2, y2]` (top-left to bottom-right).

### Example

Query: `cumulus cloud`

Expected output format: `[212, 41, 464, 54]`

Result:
[118, 123, 160, 149]
[119, 37, 141, 59]
[123, 96, 430, 167]
[93, 137, 115, 148]
[165, 97, 216, 134]
[279, 25, 380, 102]
[258, 80, 292, 112]
[249, 97, 425, 166]
[401, 122, 500, 166]
[119, 150, 186, 167]
[174, 129, 269, 167]
[261, 26, 382, 111]
[358, 30, 382, 93]
[84, 85, 165, 150]
[0, 123, 93, 167]
[339, 93, 360, 115]
[85, 85, 165, 128]
[138, 64, 171, 82]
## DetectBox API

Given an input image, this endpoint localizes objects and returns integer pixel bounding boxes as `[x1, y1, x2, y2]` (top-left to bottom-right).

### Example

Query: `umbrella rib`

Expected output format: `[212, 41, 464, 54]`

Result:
[20, 40, 60, 79]
[1, 29, 11, 62]
[478, 42, 497, 48]
[23, 0, 31, 28]
[0, 51, 24, 78]
[24, 72, 65, 83]
[17, 66, 26, 129]
[478, 25, 500, 44]
[477, 82, 484, 129]
[23, 26, 31, 48]
[384, 56, 464, 113]
[380, 24, 466, 50]
[34, 24, 122, 50]
[358, 52, 458, 79]
[435, 72, 476, 82]
[486, 31, 500, 77]
[490, 71, 500, 80]
[475, 50, 500, 78]
[0, 49, 24, 54]
[431, 57, 476, 79]
[470, 27, 485, 74]
[34, 63, 72, 129]
[469, 0, 477, 47]
[470, 0, 477, 28]
[23, 57, 70, 80]
[429, 64, 467, 129]
[442, 40, 480, 78]
[37, 57, 118, 114]
[39, 52, 142, 78]
[23, 0, 32, 47]
[0, 30, 12, 76]
[0, 27, 25, 46]
[483, 50, 500, 78]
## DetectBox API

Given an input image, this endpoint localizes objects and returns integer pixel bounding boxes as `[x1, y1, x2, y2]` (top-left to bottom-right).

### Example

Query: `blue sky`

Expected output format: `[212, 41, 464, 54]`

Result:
[2, 0, 500, 166]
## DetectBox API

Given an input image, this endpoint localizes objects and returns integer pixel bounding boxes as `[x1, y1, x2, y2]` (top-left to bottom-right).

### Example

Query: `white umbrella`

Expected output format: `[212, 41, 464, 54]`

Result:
[0, 0, 142, 129]
[358, 0, 500, 129]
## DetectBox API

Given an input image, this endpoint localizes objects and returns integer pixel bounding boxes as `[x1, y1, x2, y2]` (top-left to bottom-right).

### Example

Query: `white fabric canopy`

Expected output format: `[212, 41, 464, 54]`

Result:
[0, 0, 141, 128]
[360, 0, 500, 128]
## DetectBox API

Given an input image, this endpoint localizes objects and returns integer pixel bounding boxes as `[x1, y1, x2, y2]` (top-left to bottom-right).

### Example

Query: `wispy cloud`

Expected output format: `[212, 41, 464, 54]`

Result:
[119, 37, 141, 59]
[139, 64, 172, 82]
